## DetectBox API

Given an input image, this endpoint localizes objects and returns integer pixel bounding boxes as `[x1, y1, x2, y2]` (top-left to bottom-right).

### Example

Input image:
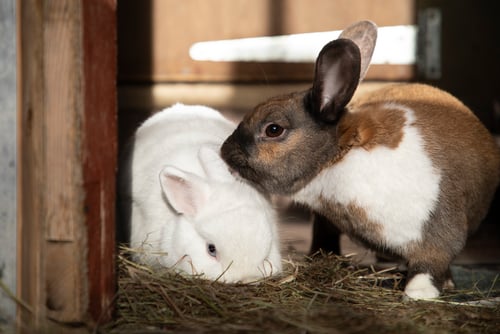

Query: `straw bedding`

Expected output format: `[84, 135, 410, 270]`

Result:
[103, 248, 499, 333]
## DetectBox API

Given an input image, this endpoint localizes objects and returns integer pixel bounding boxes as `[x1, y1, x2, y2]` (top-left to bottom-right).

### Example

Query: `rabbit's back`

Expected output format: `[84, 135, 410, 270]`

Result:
[295, 83, 500, 251]
[132, 104, 235, 177]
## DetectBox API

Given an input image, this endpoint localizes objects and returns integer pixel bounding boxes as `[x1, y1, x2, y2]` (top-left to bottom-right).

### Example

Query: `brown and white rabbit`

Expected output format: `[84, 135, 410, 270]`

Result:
[221, 21, 500, 299]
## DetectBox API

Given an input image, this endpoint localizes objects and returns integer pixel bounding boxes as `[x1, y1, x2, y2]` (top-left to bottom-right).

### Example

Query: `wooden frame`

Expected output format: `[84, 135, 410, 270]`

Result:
[18, 0, 116, 328]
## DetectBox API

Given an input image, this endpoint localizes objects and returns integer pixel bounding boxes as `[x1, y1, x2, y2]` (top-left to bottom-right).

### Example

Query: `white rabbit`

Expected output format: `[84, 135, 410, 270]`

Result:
[119, 104, 282, 283]
[221, 21, 500, 298]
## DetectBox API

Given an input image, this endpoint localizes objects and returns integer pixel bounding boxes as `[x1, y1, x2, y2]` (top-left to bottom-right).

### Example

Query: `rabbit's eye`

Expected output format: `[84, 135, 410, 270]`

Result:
[265, 124, 285, 138]
[207, 243, 217, 257]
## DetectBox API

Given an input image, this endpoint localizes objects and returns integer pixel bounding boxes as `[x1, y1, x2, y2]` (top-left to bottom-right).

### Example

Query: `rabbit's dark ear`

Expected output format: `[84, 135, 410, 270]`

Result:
[311, 38, 361, 123]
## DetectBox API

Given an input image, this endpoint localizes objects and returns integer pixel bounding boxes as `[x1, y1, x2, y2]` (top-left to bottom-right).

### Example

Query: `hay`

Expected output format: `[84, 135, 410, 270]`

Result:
[103, 248, 500, 333]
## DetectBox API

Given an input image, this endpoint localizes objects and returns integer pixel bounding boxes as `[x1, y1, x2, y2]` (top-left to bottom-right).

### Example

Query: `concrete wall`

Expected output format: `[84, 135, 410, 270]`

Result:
[0, 0, 17, 324]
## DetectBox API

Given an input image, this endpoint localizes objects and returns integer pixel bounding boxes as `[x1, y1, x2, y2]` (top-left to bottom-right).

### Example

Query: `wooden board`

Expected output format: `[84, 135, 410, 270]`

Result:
[82, 0, 117, 324]
[19, 1, 50, 327]
[118, 0, 416, 82]
[18, 0, 116, 328]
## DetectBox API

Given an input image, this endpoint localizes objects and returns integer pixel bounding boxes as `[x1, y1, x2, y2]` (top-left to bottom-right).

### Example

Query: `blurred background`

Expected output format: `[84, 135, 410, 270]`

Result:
[117, 0, 500, 264]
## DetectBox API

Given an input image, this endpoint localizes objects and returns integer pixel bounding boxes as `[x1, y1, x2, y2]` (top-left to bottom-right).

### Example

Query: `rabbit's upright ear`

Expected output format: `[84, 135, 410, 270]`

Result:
[339, 20, 378, 81]
[311, 38, 361, 123]
[198, 146, 234, 182]
[160, 166, 210, 217]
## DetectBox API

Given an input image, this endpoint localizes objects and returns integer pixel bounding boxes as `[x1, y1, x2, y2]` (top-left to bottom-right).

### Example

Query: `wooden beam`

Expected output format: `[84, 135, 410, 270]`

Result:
[18, 0, 48, 328]
[82, 0, 117, 324]
[18, 0, 117, 328]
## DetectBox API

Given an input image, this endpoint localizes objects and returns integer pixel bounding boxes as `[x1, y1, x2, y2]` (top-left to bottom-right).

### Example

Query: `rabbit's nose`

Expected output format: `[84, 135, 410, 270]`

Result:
[234, 264, 278, 284]
[177, 254, 197, 274]
[227, 166, 240, 178]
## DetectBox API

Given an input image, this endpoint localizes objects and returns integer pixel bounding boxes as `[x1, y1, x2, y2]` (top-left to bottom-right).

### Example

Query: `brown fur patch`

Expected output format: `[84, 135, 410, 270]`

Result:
[318, 196, 384, 247]
[351, 83, 471, 114]
[337, 105, 406, 152]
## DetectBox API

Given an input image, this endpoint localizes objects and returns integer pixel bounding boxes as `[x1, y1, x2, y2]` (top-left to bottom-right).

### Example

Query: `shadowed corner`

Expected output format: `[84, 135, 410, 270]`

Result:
[116, 0, 155, 250]
[115, 137, 133, 250]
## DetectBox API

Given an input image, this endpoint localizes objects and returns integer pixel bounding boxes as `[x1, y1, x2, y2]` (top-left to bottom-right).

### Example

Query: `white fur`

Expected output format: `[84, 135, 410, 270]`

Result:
[294, 105, 441, 249]
[121, 104, 282, 282]
[404, 273, 440, 299]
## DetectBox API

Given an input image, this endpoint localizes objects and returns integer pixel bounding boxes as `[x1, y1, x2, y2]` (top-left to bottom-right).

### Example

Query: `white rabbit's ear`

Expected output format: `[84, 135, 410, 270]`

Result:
[159, 166, 210, 217]
[338, 20, 377, 82]
[198, 146, 234, 182]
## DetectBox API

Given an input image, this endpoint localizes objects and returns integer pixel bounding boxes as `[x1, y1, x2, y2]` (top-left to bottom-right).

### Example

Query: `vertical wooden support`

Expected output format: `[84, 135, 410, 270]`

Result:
[82, 0, 117, 323]
[18, 0, 116, 329]
[18, 1, 48, 328]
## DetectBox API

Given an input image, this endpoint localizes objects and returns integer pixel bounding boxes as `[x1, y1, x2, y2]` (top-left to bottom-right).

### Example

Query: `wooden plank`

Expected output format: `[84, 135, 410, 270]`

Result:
[19, 0, 88, 324]
[43, 0, 87, 323]
[18, 0, 117, 327]
[118, 83, 311, 111]
[82, 0, 117, 323]
[18, 0, 46, 328]
[118, 82, 394, 112]
[119, 61, 413, 83]
[118, 0, 416, 82]
[43, 0, 83, 242]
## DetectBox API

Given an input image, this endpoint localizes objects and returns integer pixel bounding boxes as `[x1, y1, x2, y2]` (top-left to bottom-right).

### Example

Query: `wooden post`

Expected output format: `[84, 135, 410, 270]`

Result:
[82, 0, 117, 323]
[18, 0, 116, 329]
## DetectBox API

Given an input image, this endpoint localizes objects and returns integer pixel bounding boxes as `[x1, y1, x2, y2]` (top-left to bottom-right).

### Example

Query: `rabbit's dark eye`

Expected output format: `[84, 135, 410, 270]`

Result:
[207, 243, 217, 257]
[265, 124, 285, 138]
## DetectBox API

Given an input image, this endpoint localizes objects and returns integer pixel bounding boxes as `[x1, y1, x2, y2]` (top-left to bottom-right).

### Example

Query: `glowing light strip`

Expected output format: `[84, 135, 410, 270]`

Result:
[190, 25, 417, 65]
